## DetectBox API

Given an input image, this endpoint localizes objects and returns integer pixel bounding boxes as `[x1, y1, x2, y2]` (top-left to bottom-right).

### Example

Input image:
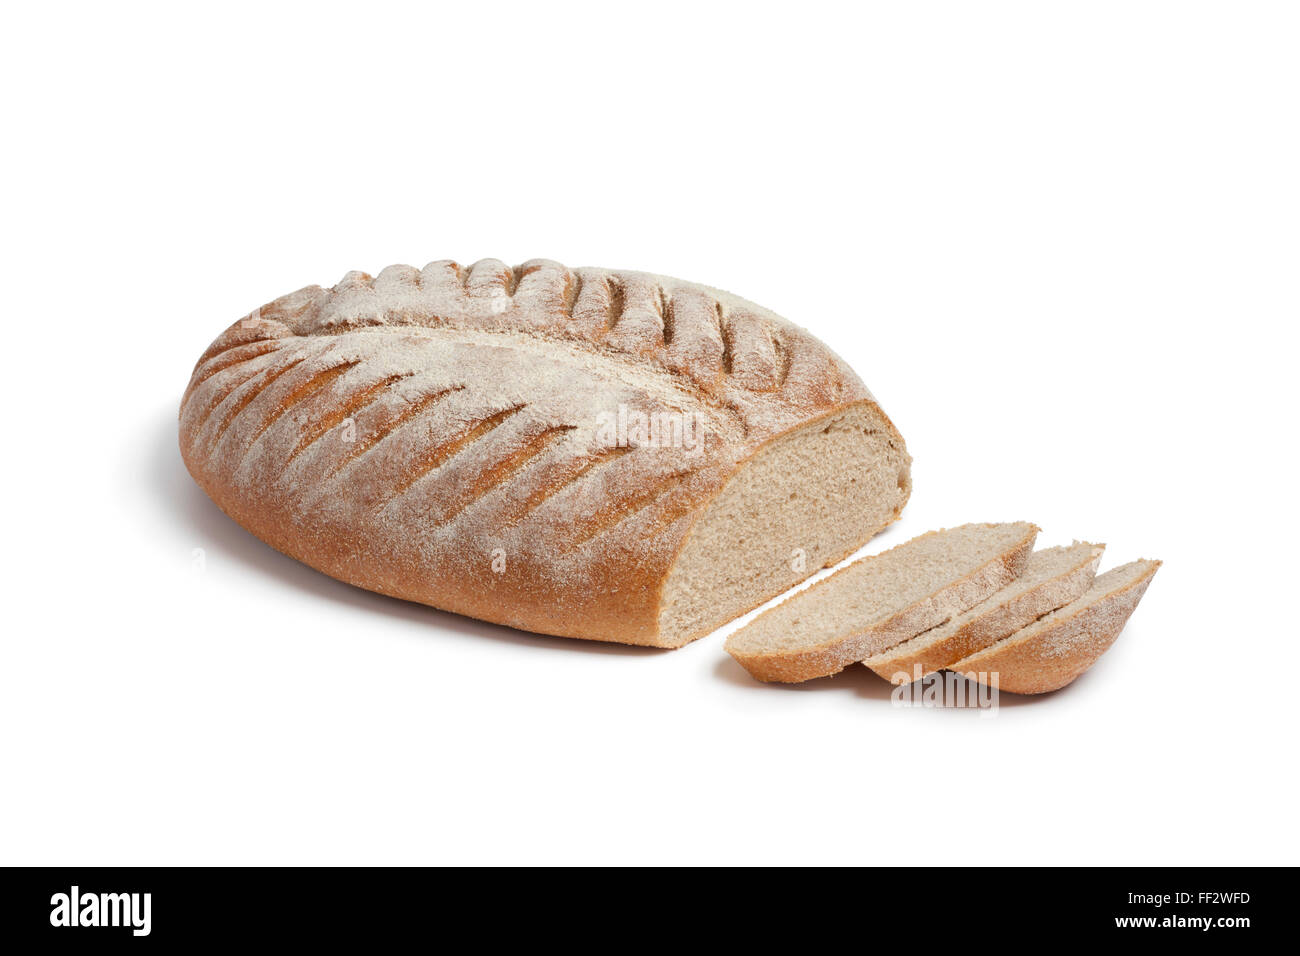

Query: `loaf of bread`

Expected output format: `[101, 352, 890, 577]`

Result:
[179, 259, 912, 646]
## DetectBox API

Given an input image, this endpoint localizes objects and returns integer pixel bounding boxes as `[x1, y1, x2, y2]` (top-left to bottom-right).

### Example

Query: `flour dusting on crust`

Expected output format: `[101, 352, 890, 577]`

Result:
[178, 259, 896, 645]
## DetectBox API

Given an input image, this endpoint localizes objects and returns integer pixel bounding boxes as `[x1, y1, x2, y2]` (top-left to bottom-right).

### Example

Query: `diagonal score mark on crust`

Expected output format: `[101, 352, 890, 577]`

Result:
[559, 467, 699, 554]
[375, 404, 528, 511]
[437, 424, 578, 524]
[772, 334, 792, 387]
[719, 308, 735, 374]
[247, 359, 360, 447]
[183, 340, 283, 408]
[190, 350, 292, 430]
[208, 356, 307, 448]
[496, 445, 633, 530]
[605, 276, 625, 330]
[323, 384, 467, 480]
[284, 371, 419, 467]
[192, 338, 280, 382]
[660, 287, 676, 346]
[562, 271, 582, 317]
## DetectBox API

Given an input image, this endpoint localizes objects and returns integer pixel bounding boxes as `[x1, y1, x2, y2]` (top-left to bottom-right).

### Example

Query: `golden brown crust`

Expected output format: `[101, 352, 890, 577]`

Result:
[950, 560, 1160, 694]
[179, 259, 910, 646]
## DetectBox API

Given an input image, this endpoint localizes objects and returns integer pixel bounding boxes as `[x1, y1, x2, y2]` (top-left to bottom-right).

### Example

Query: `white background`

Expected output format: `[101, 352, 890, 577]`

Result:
[2, 2, 1296, 865]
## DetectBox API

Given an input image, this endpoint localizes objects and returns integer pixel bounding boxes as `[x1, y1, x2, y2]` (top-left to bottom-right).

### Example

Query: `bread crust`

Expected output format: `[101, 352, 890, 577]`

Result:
[950, 559, 1160, 694]
[179, 259, 910, 646]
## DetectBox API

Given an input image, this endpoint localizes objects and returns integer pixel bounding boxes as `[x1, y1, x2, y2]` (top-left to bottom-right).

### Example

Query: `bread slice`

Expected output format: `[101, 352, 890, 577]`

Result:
[864, 542, 1104, 684]
[179, 259, 912, 647]
[724, 522, 1038, 682]
[949, 559, 1161, 694]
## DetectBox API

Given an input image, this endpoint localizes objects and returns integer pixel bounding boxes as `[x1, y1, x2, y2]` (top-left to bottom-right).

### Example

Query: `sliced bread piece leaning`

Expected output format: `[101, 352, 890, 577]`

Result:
[864, 542, 1104, 684]
[949, 559, 1161, 694]
[724, 522, 1038, 682]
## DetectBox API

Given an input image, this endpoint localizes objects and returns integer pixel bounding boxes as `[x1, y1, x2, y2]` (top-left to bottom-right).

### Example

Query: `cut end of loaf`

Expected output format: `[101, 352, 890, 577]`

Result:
[653, 401, 911, 648]
[724, 521, 1039, 682]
